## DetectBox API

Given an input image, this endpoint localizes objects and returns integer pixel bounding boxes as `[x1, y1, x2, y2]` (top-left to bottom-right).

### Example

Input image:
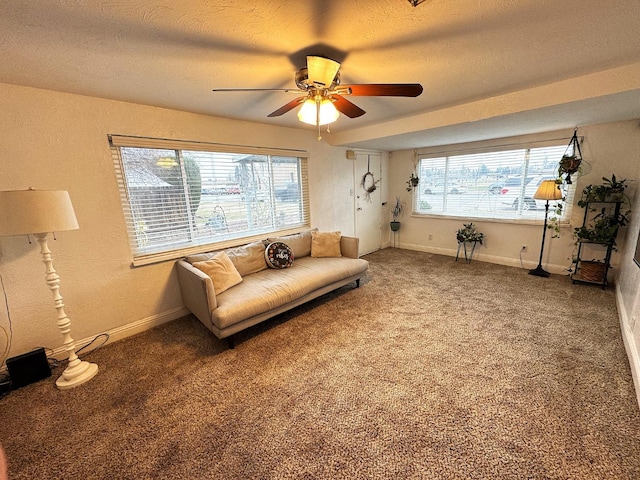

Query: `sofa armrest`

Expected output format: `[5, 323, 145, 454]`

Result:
[340, 236, 360, 259]
[176, 260, 217, 324]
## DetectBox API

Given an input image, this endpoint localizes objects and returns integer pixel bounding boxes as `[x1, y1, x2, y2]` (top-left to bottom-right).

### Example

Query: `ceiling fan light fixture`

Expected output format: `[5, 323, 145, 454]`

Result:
[297, 97, 339, 126]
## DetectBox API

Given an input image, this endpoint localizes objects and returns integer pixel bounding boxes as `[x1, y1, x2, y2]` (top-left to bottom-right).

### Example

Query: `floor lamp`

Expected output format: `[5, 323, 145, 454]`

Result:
[528, 180, 563, 278]
[0, 189, 98, 389]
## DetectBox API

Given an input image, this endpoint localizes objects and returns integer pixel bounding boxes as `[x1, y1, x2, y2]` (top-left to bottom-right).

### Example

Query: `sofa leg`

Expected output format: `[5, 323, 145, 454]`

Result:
[227, 336, 235, 349]
[356, 278, 360, 288]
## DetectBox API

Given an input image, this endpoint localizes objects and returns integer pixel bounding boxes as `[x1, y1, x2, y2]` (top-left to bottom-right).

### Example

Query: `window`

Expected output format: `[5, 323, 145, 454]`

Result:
[415, 144, 574, 223]
[109, 135, 309, 265]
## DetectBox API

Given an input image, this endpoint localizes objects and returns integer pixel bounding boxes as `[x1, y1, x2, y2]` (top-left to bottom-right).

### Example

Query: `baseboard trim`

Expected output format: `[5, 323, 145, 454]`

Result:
[393, 242, 569, 274]
[615, 284, 640, 409]
[48, 306, 190, 361]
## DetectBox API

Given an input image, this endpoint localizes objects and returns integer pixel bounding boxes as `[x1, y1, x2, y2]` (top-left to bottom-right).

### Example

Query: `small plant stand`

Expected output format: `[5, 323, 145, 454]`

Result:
[571, 199, 622, 288]
[456, 240, 479, 263]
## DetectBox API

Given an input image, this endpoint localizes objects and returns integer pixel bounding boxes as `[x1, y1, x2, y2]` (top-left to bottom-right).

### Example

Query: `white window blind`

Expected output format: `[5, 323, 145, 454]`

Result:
[415, 144, 575, 223]
[109, 135, 310, 265]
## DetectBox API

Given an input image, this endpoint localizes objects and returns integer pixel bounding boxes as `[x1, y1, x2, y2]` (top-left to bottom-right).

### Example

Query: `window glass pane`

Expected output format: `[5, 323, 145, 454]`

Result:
[115, 145, 309, 260]
[415, 145, 573, 222]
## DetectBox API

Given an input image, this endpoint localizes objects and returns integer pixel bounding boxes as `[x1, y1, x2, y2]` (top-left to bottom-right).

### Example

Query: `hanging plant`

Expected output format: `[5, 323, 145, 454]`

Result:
[557, 129, 583, 184]
[406, 173, 420, 192]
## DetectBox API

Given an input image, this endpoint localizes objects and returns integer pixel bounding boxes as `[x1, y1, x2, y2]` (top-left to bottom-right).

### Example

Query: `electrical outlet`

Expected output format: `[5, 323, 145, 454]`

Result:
[428, 234, 433, 240]
[521, 245, 527, 251]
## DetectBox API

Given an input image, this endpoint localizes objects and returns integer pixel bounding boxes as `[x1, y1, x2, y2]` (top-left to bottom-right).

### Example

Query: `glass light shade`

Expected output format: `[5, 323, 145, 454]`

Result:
[533, 180, 563, 201]
[0, 189, 79, 236]
[297, 98, 340, 126]
[156, 157, 178, 168]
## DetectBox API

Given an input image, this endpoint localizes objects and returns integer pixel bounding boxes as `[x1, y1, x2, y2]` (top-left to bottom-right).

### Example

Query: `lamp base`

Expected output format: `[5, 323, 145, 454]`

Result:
[528, 265, 551, 278]
[56, 361, 98, 390]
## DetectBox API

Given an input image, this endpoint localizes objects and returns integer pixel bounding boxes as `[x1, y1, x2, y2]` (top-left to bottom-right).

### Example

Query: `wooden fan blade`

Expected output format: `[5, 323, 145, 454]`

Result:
[267, 97, 307, 117]
[341, 84, 423, 97]
[332, 95, 366, 118]
[212, 88, 303, 93]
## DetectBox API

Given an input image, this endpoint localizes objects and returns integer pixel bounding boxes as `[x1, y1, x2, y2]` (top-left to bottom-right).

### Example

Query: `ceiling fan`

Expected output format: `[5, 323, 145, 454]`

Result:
[212, 56, 423, 138]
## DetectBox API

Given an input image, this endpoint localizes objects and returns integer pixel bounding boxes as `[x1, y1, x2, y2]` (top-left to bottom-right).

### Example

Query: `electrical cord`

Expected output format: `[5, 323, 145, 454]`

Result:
[75, 333, 110, 358]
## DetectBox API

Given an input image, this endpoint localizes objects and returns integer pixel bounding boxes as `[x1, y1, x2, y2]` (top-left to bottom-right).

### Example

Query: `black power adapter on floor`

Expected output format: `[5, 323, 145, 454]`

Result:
[6, 347, 51, 389]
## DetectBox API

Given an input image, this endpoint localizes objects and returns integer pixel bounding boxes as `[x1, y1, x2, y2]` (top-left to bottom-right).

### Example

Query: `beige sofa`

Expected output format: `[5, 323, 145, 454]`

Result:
[176, 230, 369, 347]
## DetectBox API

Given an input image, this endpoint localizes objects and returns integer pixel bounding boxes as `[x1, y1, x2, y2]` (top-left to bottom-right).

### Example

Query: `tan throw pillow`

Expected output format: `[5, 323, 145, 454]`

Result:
[225, 242, 267, 276]
[192, 252, 242, 295]
[267, 228, 317, 259]
[311, 231, 342, 258]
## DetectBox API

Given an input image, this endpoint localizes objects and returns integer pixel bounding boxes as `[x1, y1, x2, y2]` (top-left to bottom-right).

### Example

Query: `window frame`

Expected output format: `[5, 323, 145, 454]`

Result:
[413, 140, 575, 225]
[109, 135, 310, 266]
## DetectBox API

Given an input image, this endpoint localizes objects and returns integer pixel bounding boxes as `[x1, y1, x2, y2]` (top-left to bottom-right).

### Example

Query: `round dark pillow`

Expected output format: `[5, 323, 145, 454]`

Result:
[264, 242, 294, 269]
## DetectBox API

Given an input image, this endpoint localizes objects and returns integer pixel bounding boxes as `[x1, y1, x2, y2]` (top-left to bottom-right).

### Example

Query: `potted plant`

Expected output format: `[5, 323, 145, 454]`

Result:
[456, 223, 484, 244]
[406, 173, 420, 192]
[574, 207, 631, 246]
[557, 129, 583, 184]
[557, 154, 581, 184]
[578, 174, 628, 206]
[390, 197, 406, 231]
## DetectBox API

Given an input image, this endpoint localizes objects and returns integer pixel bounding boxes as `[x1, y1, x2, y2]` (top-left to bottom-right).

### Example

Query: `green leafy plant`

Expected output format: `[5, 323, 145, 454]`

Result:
[574, 207, 630, 246]
[391, 196, 406, 222]
[578, 174, 628, 207]
[557, 154, 582, 184]
[456, 223, 484, 244]
[406, 173, 420, 192]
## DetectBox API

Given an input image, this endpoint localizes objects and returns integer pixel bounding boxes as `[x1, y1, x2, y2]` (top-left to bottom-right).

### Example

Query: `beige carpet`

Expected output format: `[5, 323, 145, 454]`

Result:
[1, 248, 640, 479]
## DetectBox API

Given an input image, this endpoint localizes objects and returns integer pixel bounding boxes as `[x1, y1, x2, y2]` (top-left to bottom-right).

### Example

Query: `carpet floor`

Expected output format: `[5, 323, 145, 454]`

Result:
[1, 248, 640, 479]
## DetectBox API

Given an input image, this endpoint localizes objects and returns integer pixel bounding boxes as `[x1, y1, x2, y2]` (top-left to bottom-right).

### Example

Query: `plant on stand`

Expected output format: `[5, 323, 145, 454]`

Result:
[578, 174, 629, 206]
[455, 223, 484, 263]
[456, 223, 484, 244]
[390, 197, 406, 232]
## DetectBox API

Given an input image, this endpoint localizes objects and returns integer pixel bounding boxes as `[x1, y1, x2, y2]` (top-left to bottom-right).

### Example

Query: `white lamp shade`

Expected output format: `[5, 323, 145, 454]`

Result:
[297, 98, 340, 126]
[533, 180, 563, 201]
[0, 189, 79, 236]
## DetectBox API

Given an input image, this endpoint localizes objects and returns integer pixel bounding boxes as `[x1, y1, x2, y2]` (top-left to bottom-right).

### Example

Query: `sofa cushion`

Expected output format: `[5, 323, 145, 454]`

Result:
[186, 242, 267, 277]
[192, 252, 243, 295]
[311, 231, 342, 258]
[211, 256, 369, 330]
[265, 242, 294, 269]
[267, 228, 316, 259]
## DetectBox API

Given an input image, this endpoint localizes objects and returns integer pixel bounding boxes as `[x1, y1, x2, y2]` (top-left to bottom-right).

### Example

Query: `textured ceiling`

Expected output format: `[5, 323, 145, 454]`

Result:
[1, 0, 640, 150]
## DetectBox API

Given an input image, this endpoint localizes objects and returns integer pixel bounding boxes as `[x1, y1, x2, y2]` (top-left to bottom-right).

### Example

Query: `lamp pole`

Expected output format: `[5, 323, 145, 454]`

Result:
[36, 233, 99, 389]
[529, 200, 552, 277]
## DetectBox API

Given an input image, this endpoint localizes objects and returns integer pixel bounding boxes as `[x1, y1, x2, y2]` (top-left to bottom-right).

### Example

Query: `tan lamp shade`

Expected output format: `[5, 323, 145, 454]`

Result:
[0, 189, 79, 236]
[533, 180, 563, 201]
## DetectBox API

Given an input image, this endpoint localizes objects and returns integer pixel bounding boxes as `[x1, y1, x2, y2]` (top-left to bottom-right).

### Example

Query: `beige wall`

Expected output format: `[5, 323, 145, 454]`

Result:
[0, 82, 356, 357]
[615, 135, 640, 404]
